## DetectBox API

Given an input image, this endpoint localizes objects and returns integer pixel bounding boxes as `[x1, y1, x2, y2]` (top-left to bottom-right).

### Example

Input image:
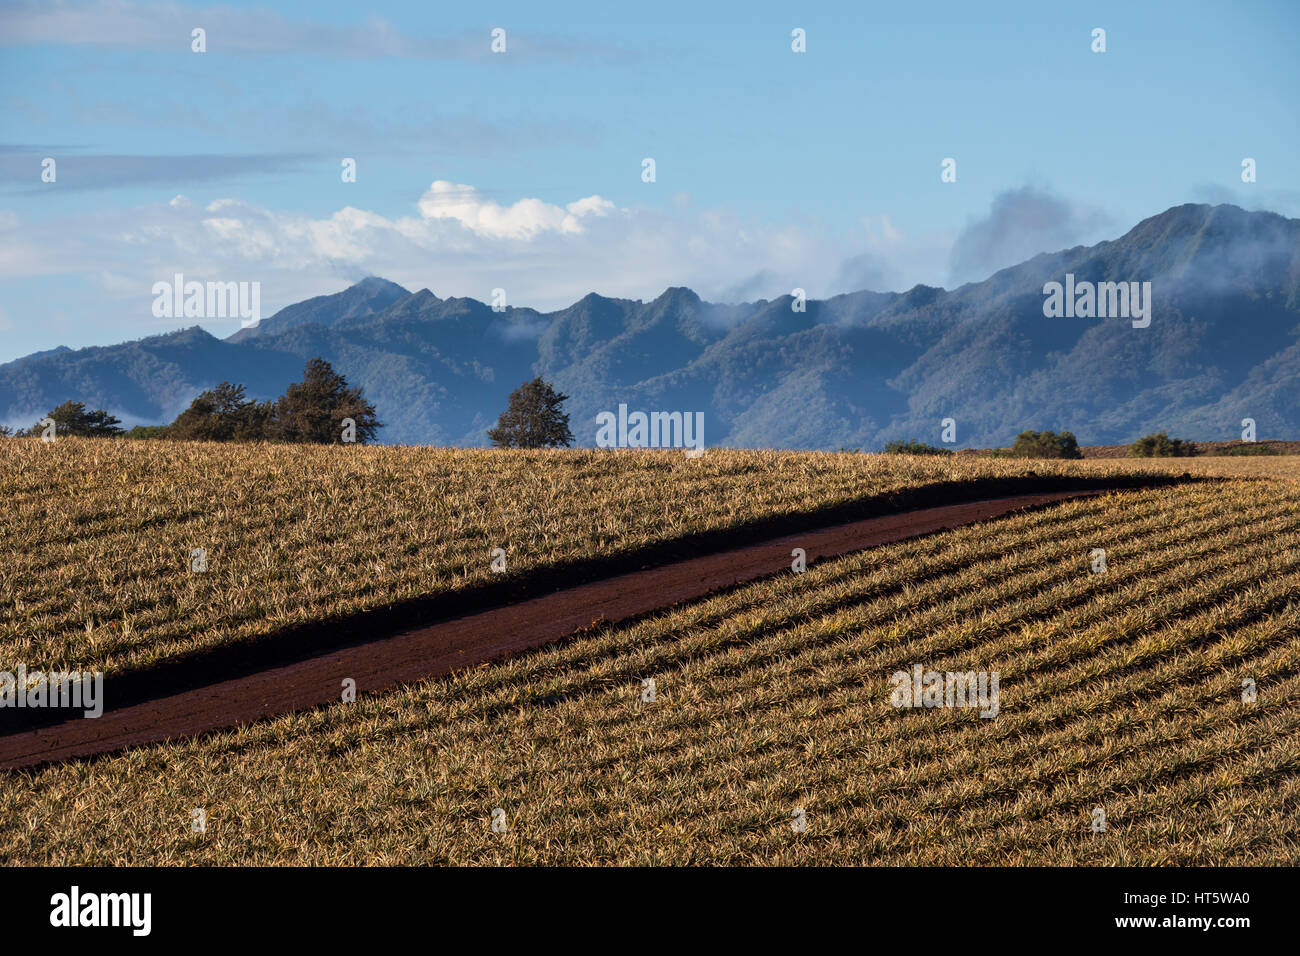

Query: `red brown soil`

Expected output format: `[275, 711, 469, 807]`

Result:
[0, 490, 1110, 771]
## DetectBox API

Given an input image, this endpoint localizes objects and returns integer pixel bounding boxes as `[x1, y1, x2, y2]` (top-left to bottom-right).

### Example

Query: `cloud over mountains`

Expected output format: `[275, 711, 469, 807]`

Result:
[3, 204, 1296, 451]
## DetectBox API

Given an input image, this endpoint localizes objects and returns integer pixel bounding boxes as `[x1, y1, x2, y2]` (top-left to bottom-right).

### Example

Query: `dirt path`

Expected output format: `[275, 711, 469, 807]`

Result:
[0, 490, 1110, 770]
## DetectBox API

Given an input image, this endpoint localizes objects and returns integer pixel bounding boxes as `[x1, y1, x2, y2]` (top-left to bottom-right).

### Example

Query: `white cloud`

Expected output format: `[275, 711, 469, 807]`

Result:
[947, 187, 1113, 286]
[565, 195, 616, 218]
[416, 181, 615, 240]
[0, 180, 958, 347]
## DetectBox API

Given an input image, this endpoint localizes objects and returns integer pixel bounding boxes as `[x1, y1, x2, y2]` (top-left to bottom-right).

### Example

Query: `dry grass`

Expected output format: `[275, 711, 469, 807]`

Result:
[0, 437, 1231, 675]
[3, 472, 1297, 865]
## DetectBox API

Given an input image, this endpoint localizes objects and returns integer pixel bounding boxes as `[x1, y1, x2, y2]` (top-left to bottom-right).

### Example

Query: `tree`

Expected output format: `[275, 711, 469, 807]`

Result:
[272, 358, 382, 444]
[28, 400, 124, 437]
[0, 425, 12, 438]
[487, 377, 574, 449]
[168, 382, 272, 441]
[1010, 429, 1083, 459]
[1129, 431, 1196, 458]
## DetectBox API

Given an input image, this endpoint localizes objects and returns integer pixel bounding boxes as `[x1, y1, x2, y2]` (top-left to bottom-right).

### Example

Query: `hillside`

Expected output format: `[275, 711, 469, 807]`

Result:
[1, 203, 1297, 448]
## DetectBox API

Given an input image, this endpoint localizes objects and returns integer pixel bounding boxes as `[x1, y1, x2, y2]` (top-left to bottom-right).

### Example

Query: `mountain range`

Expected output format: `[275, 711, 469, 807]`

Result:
[3, 203, 1298, 449]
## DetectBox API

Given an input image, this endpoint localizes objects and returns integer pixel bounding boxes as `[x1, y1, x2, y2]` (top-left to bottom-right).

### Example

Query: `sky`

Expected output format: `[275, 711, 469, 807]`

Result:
[0, 0, 1297, 362]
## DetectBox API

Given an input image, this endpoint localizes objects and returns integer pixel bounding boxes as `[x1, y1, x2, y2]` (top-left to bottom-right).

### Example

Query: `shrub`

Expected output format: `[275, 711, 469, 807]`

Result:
[125, 425, 170, 440]
[1010, 429, 1083, 459]
[1211, 443, 1282, 456]
[1129, 431, 1196, 458]
[883, 439, 953, 456]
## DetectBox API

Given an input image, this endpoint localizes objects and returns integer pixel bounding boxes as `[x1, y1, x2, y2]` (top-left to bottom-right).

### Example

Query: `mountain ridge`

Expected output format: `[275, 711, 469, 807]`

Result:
[3, 203, 1297, 447]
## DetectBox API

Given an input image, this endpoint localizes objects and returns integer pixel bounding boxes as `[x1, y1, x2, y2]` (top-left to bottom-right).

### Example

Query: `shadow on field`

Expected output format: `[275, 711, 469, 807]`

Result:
[1, 471, 1213, 737]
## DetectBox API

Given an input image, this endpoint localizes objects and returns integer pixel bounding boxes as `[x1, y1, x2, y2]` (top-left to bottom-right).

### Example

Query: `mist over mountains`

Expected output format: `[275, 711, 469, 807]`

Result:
[3, 203, 1297, 449]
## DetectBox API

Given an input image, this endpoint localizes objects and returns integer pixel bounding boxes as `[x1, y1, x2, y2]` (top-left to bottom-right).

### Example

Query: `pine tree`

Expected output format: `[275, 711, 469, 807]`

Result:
[272, 358, 382, 444]
[168, 382, 272, 441]
[28, 400, 124, 437]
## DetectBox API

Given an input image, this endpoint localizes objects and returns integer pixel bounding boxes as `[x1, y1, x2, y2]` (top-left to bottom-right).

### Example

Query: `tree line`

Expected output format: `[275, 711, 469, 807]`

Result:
[1, 357, 382, 444]
[881, 429, 1278, 458]
[7, 366, 1251, 457]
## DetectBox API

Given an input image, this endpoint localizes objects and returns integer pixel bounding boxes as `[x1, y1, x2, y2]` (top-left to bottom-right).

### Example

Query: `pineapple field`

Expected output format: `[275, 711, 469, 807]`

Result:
[1, 443, 1295, 864]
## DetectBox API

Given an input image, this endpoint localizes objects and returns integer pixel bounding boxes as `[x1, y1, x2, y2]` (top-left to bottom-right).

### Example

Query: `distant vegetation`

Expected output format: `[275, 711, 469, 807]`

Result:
[1129, 431, 1197, 458]
[273, 358, 383, 444]
[1009, 430, 1083, 459]
[7, 358, 381, 445]
[124, 425, 171, 440]
[1210, 443, 1283, 456]
[882, 439, 952, 456]
[487, 377, 574, 449]
[18, 400, 125, 438]
[168, 381, 274, 442]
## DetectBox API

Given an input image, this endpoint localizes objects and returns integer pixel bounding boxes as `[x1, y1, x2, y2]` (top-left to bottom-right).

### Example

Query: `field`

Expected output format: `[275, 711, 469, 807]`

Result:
[0, 438, 1220, 676]
[1, 448, 1297, 865]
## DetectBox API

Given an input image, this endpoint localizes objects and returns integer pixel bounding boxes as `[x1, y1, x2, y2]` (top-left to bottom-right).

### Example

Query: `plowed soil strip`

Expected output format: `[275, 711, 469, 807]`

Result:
[0, 490, 1108, 769]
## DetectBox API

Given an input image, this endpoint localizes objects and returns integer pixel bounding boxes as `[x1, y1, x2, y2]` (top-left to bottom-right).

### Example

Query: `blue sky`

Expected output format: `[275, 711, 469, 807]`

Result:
[1, 0, 1297, 362]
